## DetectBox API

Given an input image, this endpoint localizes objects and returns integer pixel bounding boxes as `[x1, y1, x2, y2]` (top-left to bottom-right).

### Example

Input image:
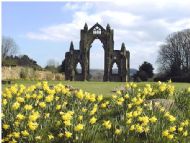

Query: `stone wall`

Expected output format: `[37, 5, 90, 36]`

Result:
[2, 66, 64, 80]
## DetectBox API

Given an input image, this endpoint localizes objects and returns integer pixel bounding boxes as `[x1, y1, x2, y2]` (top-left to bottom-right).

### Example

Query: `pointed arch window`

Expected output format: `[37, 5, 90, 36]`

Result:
[93, 26, 101, 35]
[112, 62, 119, 74]
[76, 62, 82, 74]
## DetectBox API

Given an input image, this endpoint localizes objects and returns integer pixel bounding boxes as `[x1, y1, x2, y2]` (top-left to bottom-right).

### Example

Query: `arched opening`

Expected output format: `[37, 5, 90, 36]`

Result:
[76, 62, 82, 74]
[112, 62, 119, 74]
[89, 39, 104, 81]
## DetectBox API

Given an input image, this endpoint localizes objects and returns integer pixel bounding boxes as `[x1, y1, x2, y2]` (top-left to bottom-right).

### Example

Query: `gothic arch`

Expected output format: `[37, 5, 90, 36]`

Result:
[64, 23, 130, 82]
[75, 62, 82, 74]
[83, 23, 109, 52]
[111, 61, 119, 74]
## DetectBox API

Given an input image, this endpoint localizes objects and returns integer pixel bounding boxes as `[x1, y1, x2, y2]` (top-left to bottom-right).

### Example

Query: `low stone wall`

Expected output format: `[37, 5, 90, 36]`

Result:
[2, 66, 64, 80]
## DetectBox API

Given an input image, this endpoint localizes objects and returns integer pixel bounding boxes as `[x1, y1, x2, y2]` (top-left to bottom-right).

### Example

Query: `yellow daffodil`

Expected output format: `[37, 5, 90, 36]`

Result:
[74, 123, 84, 131]
[28, 121, 38, 131]
[2, 99, 7, 106]
[149, 116, 157, 123]
[178, 127, 183, 132]
[24, 104, 33, 110]
[169, 126, 176, 132]
[115, 128, 122, 135]
[45, 94, 54, 102]
[89, 117, 97, 124]
[162, 130, 169, 137]
[130, 125, 135, 131]
[168, 115, 176, 122]
[136, 124, 143, 133]
[62, 112, 73, 121]
[101, 102, 108, 108]
[3, 124, 10, 130]
[13, 132, 20, 138]
[12, 102, 20, 110]
[48, 134, 54, 140]
[144, 126, 150, 133]
[116, 90, 121, 95]
[159, 83, 167, 92]
[102, 120, 112, 129]
[58, 133, 64, 137]
[97, 95, 103, 101]
[35, 136, 42, 140]
[138, 116, 149, 126]
[37, 94, 43, 100]
[183, 130, 188, 137]
[21, 130, 29, 137]
[65, 131, 72, 138]
[126, 118, 132, 124]
[25, 94, 31, 99]
[76, 89, 84, 99]
[16, 97, 25, 103]
[82, 108, 87, 112]
[90, 104, 98, 115]
[128, 103, 133, 109]
[45, 113, 50, 118]
[39, 102, 46, 108]
[56, 105, 61, 110]
[29, 112, 40, 121]
[187, 87, 190, 93]
[124, 94, 129, 99]
[78, 115, 83, 121]
[16, 113, 25, 120]
[167, 134, 174, 140]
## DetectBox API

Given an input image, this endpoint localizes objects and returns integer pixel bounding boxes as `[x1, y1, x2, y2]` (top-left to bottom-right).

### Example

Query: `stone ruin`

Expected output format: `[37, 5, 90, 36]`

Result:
[64, 23, 130, 82]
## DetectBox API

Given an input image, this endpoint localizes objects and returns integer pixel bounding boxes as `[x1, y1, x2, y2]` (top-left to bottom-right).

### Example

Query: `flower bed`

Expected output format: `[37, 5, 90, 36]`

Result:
[2, 81, 190, 143]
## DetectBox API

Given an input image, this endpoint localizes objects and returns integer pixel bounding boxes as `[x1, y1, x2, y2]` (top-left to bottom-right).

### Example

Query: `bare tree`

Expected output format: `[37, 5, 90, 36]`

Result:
[2, 36, 18, 59]
[157, 29, 190, 76]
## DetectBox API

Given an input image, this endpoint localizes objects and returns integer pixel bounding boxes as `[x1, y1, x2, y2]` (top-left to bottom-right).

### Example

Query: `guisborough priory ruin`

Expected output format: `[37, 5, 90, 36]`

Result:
[64, 23, 130, 82]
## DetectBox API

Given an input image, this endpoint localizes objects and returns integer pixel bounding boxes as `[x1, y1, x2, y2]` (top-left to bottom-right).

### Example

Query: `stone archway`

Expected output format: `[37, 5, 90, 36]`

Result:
[64, 23, 130, 82]
[89, 39, 104, 81]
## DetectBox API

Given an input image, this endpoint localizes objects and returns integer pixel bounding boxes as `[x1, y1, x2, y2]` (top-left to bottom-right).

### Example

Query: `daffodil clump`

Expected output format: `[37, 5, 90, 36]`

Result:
[2, 81, 190, 143]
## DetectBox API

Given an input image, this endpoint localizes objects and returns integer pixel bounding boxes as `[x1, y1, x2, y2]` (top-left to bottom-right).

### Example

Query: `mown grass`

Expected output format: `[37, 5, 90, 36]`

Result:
[2, 80, 190, 96]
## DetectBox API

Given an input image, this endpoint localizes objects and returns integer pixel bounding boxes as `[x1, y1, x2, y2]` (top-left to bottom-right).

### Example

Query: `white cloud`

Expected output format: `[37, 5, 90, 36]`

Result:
[26, 0, 190, 70]
[63, 2, 93, 11]
[27, 23, 79, 41]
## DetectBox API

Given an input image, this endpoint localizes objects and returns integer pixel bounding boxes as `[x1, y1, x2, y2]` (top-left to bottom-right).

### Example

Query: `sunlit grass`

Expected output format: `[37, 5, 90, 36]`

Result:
[3, 80, 190, 97]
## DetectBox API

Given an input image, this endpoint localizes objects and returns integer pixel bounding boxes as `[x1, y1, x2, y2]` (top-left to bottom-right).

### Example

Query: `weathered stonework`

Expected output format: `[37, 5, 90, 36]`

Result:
[65, 23, 130, 82]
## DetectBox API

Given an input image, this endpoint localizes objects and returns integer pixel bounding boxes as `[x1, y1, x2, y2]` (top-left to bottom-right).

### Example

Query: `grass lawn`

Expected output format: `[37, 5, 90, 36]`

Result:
[2, 80, 190, 96]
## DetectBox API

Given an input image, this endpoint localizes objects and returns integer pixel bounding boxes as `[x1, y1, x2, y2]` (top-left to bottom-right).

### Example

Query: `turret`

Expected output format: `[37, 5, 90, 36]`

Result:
[70, 41, 74, 53]
[84, 23, 88, 31]
[121, 43, 126, 51]
[106, 24, 111, 31]
[121, 43, 126, 56]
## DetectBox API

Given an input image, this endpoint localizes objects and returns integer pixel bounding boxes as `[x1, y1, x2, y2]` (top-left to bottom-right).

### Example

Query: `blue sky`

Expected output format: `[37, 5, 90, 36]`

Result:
[3, 2, 73, 67]
[2, 1, 190, 70]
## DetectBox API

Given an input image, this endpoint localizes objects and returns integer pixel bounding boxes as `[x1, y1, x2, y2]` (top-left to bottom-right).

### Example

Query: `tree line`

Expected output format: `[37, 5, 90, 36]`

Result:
[2, 36, 63, 73]
[155, 29, 190, 82]
[128, 29, 190, 82]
